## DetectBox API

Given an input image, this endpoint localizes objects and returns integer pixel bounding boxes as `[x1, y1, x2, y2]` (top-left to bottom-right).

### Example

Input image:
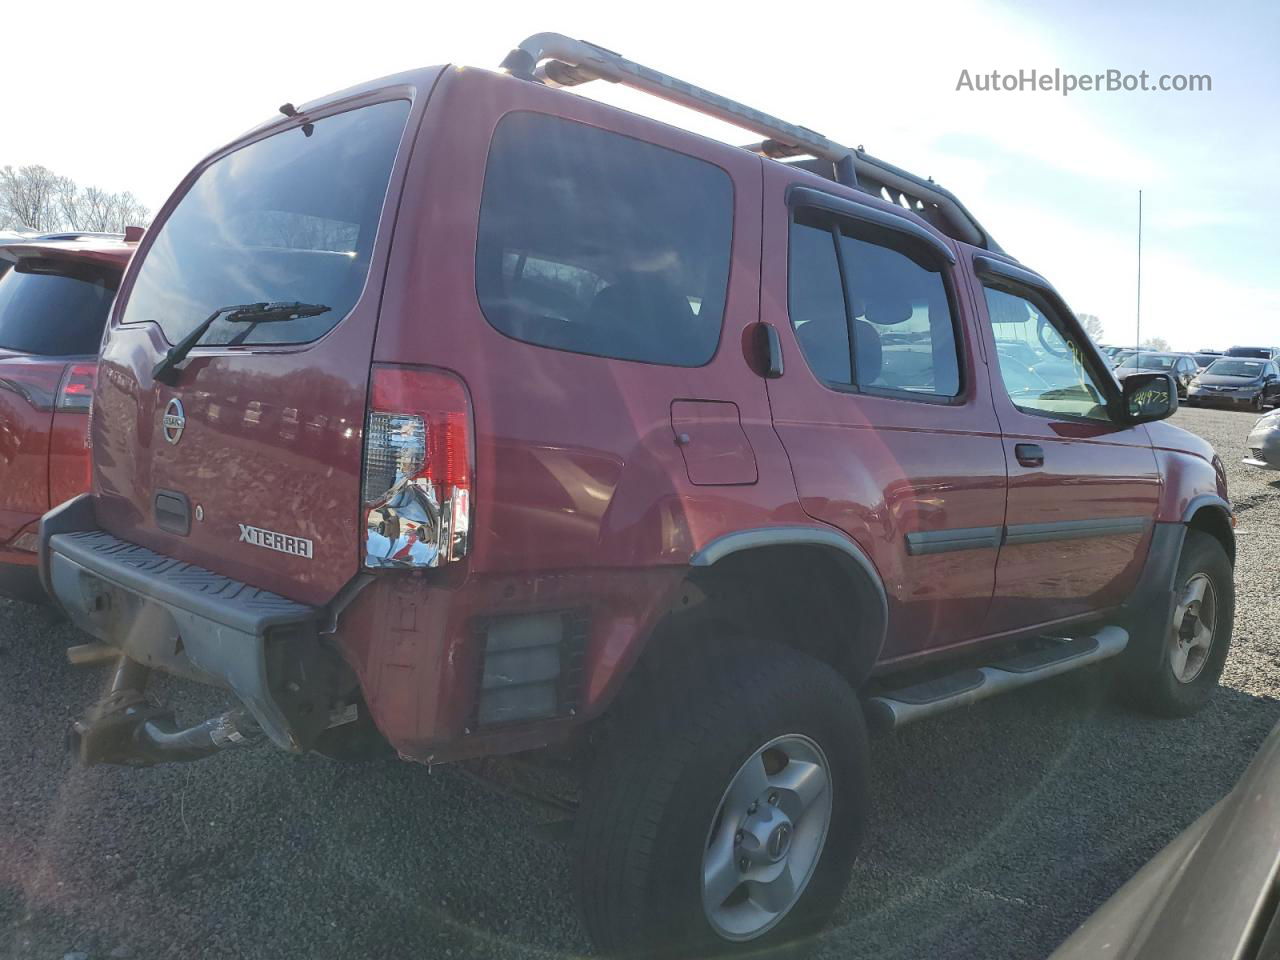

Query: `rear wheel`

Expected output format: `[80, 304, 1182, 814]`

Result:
[1123, 529, 1234, 716]
[574, 639, 868, 957]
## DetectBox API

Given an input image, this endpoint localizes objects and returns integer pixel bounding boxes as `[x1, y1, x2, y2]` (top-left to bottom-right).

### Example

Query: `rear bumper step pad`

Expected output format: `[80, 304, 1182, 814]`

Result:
[41, 517, 320, 751]
[866, 627, 1128, 730]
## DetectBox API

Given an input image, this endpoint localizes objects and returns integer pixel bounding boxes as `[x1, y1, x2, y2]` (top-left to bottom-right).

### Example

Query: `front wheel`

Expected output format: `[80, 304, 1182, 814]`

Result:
[1122, 529, 1234, 716]
[574, 640, 868, 957]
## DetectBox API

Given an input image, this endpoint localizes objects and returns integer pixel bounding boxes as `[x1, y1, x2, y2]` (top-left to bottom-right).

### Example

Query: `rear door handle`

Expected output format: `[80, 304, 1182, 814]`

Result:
[1015, 443, 1045, 468]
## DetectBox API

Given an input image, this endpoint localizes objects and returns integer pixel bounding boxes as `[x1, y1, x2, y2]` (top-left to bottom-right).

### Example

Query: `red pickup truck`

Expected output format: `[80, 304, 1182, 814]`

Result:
[38, 36, 1233, 957]
[0, 233, 135, 602]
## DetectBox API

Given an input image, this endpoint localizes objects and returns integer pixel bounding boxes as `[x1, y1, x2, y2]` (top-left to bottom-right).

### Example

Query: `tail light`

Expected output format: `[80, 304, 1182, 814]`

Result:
[362, 364, 473, 569]
[57, 362, 97, 412]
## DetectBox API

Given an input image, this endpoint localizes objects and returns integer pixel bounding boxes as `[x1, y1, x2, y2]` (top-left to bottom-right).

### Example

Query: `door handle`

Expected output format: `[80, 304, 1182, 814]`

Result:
[753, 322, 784, 379]
[1015, 443, 1045, 467]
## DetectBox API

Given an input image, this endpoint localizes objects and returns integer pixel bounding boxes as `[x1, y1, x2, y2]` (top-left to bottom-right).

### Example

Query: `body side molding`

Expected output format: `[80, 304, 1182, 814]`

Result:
[1003, 516, 1149, 546]
[905, 525, 1002, 556]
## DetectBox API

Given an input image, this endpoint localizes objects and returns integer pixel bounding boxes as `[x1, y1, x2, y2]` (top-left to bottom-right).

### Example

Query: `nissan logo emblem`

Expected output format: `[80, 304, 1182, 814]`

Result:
[162, 398, 186, 444]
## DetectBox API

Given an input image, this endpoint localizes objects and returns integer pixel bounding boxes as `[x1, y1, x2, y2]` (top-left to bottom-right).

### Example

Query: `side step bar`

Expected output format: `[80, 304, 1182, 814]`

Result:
[866, 626, 1128, 730]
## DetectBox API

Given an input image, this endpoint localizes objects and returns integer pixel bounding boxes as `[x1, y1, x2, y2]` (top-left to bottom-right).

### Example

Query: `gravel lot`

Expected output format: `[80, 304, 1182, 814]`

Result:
[2, 404, 1277, 960]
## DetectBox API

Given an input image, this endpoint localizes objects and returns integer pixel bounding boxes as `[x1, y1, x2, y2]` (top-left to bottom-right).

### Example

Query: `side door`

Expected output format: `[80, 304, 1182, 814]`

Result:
[761, 168, 1007, 664]
[968, 255, 1161, 635]
[1176, 356, 1197, 396]
[1265, 361, 1280, 405]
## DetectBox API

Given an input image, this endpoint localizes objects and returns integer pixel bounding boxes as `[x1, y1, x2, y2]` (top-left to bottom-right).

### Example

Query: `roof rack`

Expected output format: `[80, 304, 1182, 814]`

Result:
[499, 33, 1004, 255]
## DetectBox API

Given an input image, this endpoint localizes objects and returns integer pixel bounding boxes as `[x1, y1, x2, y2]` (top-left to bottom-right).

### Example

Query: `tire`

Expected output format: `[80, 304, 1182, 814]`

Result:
[1252, 394, 1264, 412]
[1122, 529, 1234, 717]
[574, 638, 868, 958]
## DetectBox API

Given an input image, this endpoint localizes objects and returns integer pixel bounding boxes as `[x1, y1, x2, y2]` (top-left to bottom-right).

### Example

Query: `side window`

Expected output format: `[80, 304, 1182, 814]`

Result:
[788, 221, 851, 384]
[476, 112, 734, 367]
[838, 231, 960, 397]
[984, 286, 1112, 422]
[786, 209, 962, 398]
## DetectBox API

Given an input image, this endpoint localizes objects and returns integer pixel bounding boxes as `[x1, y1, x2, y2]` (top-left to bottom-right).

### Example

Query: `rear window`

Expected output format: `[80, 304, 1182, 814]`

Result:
[476, 112, 733, 367]
[0, 258, 118, 355]
[120, 99, 409, 346]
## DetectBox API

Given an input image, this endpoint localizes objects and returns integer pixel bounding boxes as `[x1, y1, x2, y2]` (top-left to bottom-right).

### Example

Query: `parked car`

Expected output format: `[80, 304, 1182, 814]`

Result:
[1050, 720, 1280, 960]
[0, 232, 136, 601]
[1187, 357, 1280, 411]
[1244, 407, 1280, 470]
[1225, 345, 1277, 360]
[1112, 351, 1199, 398]
[1193, 351, 1224, 372]
[37, 35, 1235, 957]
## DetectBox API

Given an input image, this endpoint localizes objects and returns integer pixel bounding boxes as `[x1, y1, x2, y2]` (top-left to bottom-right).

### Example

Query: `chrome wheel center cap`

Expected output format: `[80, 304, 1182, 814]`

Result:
[766, 822, 793, 862]
[740, 805, 794, 866]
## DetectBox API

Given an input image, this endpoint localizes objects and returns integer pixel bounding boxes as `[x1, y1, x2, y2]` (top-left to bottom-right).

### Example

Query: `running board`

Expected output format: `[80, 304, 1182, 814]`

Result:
[866, 626, 1128, 730]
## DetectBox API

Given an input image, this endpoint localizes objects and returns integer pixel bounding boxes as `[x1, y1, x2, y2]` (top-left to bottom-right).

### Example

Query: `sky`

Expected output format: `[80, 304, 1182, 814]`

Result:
[5, 0, 1277, 350]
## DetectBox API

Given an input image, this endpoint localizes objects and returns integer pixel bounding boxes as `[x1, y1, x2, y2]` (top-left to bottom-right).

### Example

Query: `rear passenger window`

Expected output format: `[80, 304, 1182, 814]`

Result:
[476, 112, 733, 366]
[789, 223, 851, 384]
[787, 211, 961, 398]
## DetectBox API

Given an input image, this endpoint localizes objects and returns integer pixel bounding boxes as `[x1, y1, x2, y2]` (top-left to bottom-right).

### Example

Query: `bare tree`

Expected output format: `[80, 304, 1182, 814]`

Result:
[1, 163, 149, 233]
[1140, 336, 1171, 352]
[0, 164, 64, 231]
[1075, 312, 1105, 343]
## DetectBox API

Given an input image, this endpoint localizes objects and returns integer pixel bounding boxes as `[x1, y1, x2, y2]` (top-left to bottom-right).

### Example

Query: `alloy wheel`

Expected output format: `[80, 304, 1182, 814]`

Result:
[1169, 572, 1217, 684]
[702, 734, 832, 942]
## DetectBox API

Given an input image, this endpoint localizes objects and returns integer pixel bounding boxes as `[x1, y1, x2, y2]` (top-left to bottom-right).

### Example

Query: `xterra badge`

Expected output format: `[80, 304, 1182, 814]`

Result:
[238, 523, 313, 559]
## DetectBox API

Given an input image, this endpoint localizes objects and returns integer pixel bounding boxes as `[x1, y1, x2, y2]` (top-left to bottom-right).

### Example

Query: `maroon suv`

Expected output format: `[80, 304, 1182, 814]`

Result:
[0, 233, 136, 601]
[39, 35, 1234, 957]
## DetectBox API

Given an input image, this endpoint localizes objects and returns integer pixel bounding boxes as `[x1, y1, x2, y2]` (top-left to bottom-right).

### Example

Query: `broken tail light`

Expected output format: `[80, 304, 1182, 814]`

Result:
[362, 364, 473, 569]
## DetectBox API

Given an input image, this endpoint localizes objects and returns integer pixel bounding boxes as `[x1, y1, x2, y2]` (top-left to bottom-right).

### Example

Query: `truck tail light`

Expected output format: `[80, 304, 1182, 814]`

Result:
[57, 362, 97, 412]
[362, 364, 473, 569]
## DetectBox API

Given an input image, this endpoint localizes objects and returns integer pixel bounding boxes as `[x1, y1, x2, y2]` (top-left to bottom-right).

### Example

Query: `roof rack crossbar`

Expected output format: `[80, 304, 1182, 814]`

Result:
[499, 33, 1004, 255]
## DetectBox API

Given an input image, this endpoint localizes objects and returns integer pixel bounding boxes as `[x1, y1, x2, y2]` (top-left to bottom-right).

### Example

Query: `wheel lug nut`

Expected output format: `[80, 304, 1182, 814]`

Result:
[747, 801, 758, 814]
[768, 792, 779, 806]
[738, 857, 749, 872]
[734, 830, 744, 845]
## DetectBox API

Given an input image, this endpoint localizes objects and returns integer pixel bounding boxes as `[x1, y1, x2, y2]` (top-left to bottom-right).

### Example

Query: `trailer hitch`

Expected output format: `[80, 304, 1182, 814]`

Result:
[68, 656, 262, 766]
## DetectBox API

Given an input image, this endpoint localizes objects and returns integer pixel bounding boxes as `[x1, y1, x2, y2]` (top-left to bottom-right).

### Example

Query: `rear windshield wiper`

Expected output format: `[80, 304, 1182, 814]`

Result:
[151, 301, 330, 384]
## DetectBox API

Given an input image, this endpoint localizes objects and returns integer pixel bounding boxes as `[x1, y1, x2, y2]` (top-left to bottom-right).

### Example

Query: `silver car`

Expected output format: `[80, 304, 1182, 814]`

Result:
[1244, 407, 1280, 470]
[1051, 720, 1280, 959]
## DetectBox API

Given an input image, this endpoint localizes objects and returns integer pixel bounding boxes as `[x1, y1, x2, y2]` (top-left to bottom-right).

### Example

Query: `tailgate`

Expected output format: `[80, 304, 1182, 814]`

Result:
[91, 91, 425, 606]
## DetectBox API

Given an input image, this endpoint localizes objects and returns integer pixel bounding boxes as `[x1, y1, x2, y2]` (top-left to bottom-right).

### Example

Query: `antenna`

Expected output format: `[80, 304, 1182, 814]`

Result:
[1135, 189, 1143, 361]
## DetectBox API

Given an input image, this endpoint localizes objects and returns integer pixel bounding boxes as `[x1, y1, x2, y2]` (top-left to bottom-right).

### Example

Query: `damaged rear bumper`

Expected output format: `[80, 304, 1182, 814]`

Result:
[39, 495, 334, 752]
